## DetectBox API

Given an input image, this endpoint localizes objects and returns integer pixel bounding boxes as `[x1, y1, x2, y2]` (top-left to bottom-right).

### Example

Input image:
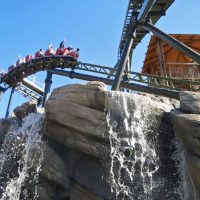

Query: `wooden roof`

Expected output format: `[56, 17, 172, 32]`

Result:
[142, 34, 200, 74]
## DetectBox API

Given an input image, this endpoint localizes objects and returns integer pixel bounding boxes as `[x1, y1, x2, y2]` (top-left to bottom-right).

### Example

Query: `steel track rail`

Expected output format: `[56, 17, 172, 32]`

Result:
[1, 56, 199, 95]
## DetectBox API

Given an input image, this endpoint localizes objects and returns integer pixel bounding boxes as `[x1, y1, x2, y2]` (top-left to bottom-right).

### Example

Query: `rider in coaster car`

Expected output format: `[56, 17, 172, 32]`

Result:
[74, 48, 80, 59]
[39, 49, 44, 56]
[59, 39, 65, 49]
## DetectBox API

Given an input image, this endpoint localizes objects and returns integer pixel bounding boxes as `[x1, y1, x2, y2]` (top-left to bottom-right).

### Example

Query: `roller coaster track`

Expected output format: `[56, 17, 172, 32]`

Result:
[118, 0, 174, 60]
[1, 0, 199, 113]
[0, 56, 199, 99]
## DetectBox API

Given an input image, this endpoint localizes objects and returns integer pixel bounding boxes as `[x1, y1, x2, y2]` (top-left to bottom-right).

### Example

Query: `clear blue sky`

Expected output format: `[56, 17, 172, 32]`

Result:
[0, 0, 200, 116]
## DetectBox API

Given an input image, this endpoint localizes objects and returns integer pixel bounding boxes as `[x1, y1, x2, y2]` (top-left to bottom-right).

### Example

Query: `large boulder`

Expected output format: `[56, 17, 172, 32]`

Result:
[14, 101, 37, 121]
[50, 81, 106, 111]
[45, 82, 110, 158]
[179, 91, 200, 114]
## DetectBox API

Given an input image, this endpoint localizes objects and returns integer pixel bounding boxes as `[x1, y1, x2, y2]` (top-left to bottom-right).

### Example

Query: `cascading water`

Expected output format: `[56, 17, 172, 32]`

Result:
[0, 113, 44, 200]
[105, 92, 188, 200]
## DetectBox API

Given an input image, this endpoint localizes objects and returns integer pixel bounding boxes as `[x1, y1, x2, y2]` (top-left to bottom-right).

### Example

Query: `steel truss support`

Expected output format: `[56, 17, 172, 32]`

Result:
[112, 0, 155, 90]
[48, 69, 179, 100]
[5, 87, 15, 118]
[42, 71, 52, 107]
[143, 22, 200, 64]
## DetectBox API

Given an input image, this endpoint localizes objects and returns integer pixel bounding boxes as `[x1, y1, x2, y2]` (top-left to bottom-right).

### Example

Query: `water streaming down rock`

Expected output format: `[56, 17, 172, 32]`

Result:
[0, 113, 44, 200]
[0, 82, 197, 199]
[105, 92, 183, 200]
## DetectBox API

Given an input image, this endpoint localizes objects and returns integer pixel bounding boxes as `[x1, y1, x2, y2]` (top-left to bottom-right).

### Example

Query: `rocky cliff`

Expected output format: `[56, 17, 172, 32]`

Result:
[0, 81, 192, 200]
[172, 91, 200, 199]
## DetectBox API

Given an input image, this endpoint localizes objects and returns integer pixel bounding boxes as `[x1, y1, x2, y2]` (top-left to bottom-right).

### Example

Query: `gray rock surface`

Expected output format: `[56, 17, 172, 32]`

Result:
[185, 150, 200, 199]
[179, 91, 200, 114]
[46, 121, 110, 158]
[45, 82, 110, 158]
[45, 100, 108, 140]
[70, 182, 103, 200]
[40, 144, 70, 190]
[172, 110, 200, 156]
[14, 101, 37, 121]
[172, 91, 200, 199]
[50, 82, 106, 111]
[0, 118, 15, 143]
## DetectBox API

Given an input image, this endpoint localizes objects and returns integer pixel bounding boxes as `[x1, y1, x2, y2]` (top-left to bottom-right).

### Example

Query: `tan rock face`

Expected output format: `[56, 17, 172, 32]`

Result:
[50, 82, 106, 111]
[45, 82, 110, 158]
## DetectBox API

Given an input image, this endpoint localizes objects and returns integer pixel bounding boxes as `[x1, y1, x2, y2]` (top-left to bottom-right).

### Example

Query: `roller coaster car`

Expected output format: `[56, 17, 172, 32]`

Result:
[45, 49, 55, 56]
[16, 58, 25, 67]
[55, 48, 70, 56]
[8, 65, 15, 72]
[35, 51, 44, 58]
[25, 55, 33, 62]
[0, 72, 7, 80]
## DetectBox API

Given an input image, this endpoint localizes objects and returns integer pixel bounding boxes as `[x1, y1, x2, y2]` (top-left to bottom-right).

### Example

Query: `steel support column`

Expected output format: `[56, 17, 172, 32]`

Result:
[42, 71, 52, 107]
[112, 0, 155, 90]
[5, 87, 15, 118]
[143, 22, 200, 64]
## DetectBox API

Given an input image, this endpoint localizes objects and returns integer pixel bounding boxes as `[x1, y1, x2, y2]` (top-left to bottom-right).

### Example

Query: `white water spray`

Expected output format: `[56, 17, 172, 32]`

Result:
[105, 92, 177, 199]
[0, 113, 44, 200]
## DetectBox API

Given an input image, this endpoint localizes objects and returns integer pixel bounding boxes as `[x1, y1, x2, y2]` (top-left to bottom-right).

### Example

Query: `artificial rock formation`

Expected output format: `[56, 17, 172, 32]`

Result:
[43, 82, 180, 200]
[172, 91, 200, 199]
[45, 82, 110, 158]
[0, 81, 182, 199]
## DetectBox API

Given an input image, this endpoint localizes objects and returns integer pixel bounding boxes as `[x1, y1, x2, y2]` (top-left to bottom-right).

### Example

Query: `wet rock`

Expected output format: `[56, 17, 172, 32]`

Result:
[38, 177, 70, 200]
[45, 99, 109, 141]
[47, 140, 113, 199]
[179, 91, 200, 114]
[14, 101, 37, 121]
[45, 121, 110, 158]
[172, 110, 200, 156]
[70, 182, 103, 200]
[40, 144, 70, 190]
[185, 150, 200, 199]
[0, 118, 15, 143]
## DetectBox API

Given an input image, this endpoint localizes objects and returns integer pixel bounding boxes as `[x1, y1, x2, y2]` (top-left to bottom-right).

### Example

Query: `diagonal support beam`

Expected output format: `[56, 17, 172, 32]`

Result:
[137, 0, 155, 22]
[112, 0, 155, 90]
[143, 21, 200, 64]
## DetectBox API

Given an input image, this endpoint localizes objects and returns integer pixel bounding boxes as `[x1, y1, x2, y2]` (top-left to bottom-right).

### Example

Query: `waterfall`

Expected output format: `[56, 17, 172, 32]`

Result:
[0, 113, 44, 200]
[105, 92, 184, 200]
